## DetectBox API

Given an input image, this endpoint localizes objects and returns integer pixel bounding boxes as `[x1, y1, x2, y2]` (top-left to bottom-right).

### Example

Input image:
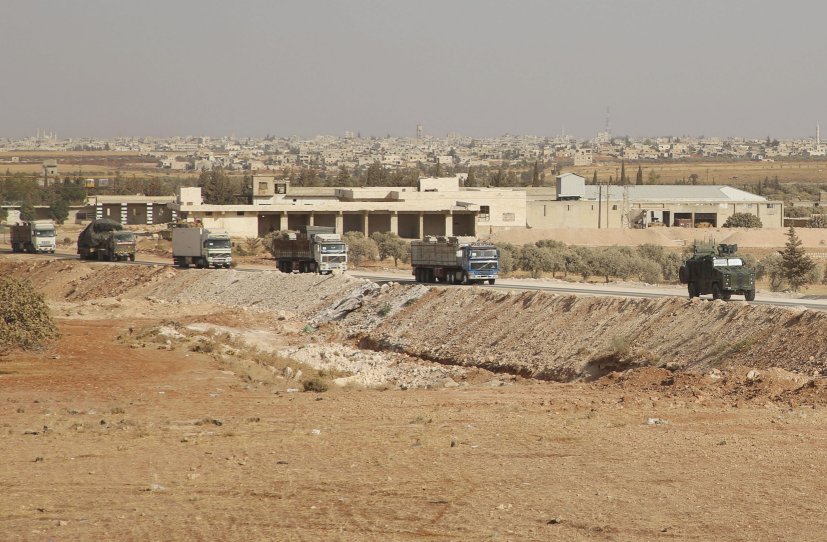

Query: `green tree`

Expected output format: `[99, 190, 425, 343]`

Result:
[532, 161, 541, 187]
[723, 213, 763, 228]
[199, 167, 236, 204]
[592, 170, 598, 185]
[756, 253, 784, 291]
[647, 170, 661, 185]
[19, 202, 36, 221]
[635, 165, 643, 185]
[343, 231, 378, 267]
[48, 199, 69, 224]
[371, 231, 408, 267]
[780, 226, 815, 292]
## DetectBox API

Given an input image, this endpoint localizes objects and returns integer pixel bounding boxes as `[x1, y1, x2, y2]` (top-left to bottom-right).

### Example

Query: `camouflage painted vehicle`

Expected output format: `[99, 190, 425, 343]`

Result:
[679, 243, 756, 301]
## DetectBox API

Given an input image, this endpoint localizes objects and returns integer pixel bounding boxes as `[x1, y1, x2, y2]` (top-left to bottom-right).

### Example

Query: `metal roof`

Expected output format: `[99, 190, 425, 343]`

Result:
[582, 185, 767, 202]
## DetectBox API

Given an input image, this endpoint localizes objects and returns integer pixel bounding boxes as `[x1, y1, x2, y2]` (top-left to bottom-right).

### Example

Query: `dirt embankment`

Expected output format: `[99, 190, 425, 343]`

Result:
[341, 288, 827, 381]
[4, 257, 827, 385]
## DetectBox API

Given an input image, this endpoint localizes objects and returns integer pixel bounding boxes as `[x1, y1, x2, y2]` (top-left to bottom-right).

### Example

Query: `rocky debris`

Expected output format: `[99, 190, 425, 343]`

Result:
[310, 281, 381, 326]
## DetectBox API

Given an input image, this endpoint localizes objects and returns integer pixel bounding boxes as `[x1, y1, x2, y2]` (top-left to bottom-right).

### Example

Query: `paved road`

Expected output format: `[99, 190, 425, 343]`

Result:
[3, 249, 826, 311]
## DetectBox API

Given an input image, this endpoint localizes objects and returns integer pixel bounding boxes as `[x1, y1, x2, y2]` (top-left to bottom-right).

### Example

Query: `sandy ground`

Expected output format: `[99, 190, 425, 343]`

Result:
[3, 256, 827, 540]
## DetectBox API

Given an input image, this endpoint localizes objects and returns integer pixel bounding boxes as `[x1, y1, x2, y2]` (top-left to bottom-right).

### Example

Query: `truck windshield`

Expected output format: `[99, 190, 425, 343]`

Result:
[320, 243, 346, 254]
[713, 258, 743, 267]
[469, 249, 497, 259]
[113, 232, 135, 241]
[205, 239, 230, 249]
[34, 229, 55, 237]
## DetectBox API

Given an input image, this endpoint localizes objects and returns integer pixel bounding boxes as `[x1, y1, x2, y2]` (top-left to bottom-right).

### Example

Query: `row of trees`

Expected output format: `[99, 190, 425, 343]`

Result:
[284, 228, 826, 292]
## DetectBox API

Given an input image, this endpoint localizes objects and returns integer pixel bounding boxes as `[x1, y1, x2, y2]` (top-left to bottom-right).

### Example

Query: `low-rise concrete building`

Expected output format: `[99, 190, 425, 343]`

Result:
[85, 195, 176, 225]
[170, 175, 527, 238]
[527, 174, 783, 229]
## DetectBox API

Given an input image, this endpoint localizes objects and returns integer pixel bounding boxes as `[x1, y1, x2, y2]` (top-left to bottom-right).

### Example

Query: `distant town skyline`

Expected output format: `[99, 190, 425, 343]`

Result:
[2, 1, 825, 140]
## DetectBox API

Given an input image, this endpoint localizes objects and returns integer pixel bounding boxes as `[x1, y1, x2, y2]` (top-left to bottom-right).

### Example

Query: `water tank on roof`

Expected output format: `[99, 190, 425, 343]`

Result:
[556, 174, 585, 200]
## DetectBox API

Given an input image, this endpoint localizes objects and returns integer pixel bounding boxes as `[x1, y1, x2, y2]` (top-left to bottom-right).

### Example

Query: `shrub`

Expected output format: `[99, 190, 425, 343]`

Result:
[723, 213, 763, 228]
[0, 277, 58, 352]
[303, 377, 328, 393]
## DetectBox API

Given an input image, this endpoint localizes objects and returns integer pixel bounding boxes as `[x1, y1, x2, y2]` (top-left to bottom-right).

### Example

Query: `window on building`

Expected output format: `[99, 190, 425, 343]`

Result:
[275, 184, 287, 194]
[612, 205, 618, 210]
[258, 181, 268, 192]
[205, 211, 213, 217]
[502, 212, 515, 222]
[767, 203, 777, 209]
[236, 211, 245, 216]
[478, 205, 490, 221]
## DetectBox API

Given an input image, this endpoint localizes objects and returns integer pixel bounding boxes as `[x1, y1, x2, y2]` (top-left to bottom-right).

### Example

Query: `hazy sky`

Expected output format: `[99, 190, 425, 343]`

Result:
[2, 0, 826, 139]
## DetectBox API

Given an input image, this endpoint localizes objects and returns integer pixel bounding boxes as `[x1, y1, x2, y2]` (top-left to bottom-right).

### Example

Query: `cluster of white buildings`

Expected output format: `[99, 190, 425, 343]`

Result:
[3, 129, 827, 176]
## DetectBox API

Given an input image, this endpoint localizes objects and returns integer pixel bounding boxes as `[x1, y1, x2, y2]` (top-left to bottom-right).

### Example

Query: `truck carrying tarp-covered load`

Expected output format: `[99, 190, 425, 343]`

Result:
[172, 227, 232, 269]
[77, 219, 136, 261]
[411, 236, 499, 285]
[271, 226, 347, 274]
[11, 221, 56, 254]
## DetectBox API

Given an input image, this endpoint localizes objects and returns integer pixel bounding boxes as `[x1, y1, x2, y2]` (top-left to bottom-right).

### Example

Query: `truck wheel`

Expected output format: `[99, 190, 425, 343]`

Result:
[488, 279, 496, 285]
[722, 292, 731, 301]
[687, 282, 698, 298]
[712, 283, 722, 300]
[745, 289, 756, 302]
[129, 254, 135, 262]
[678, 266, 687, 284]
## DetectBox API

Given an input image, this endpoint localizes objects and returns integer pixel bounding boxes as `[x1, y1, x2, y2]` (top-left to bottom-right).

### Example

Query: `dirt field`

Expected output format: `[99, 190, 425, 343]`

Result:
[571, 159, 827, 186]
[3, 257, 827, 540]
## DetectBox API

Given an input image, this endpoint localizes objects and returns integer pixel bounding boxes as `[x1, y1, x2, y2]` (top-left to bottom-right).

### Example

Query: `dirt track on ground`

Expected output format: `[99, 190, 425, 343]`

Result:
[3, 255, 827, 540]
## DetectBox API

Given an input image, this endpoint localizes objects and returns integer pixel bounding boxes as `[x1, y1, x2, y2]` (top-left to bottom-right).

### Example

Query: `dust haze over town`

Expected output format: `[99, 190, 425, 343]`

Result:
[3, 2, 827, 541]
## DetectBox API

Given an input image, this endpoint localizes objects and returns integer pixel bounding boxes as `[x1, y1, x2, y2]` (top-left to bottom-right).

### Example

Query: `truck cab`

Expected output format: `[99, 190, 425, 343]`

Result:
[312, 233, 348, 274]
[462, 244, 499, 282]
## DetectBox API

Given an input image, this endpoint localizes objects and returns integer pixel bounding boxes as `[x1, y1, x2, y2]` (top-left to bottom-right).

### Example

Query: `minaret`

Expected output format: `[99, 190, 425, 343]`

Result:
[818, 122, 821, 147]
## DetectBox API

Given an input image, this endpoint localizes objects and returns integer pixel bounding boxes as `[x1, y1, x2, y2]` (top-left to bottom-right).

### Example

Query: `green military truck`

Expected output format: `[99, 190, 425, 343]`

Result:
[679, 242, 755, 301]
[77, 219, 137, 262]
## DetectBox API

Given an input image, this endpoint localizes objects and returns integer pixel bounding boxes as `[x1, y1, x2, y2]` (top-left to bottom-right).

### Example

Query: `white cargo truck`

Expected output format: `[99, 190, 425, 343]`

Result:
[172, 227, 232, 269]
[11, 221, 56, 254]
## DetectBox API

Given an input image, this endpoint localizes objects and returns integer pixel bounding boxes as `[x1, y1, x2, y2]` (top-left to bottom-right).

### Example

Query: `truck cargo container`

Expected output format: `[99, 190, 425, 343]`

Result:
[411, 236, 499, 285]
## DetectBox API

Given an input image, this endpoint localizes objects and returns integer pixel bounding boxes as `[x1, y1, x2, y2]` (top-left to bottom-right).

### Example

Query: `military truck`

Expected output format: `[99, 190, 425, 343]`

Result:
[10, 221, 56, 253]
[77, 219, 137, 262]
[679, 242, 755, 301]
[411, 236, 499, 285]
[271, 226, 347, 274]
[172, 226, 233, 268]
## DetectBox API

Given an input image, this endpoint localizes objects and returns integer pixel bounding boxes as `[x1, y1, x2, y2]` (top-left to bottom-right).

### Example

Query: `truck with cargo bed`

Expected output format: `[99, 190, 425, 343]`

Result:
[11, 221, 56, 253]
[172, 227, 233, 268]
[411, 236, 499, 285]
[77, 219, 136, 261]
[271, 226, 347, 274]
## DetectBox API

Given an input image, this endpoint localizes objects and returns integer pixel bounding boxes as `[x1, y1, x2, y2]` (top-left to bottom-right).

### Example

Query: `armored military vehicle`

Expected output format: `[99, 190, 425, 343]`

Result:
[679, 242, 755, 301]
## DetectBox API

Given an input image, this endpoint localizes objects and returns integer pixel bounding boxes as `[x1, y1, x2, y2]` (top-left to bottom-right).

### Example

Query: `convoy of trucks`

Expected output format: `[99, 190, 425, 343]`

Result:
[77, 219, 137, 261]
[10, 221, 56, 253]
[411, 236, 499, 284]
[172, 226, 233, 268]
[679, 242, 756, 301]
[271, 226, 348, 274]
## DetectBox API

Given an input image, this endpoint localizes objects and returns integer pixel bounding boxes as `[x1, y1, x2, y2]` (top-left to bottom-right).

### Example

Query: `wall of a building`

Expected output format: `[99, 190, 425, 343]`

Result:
[527, 200, 784, 229]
